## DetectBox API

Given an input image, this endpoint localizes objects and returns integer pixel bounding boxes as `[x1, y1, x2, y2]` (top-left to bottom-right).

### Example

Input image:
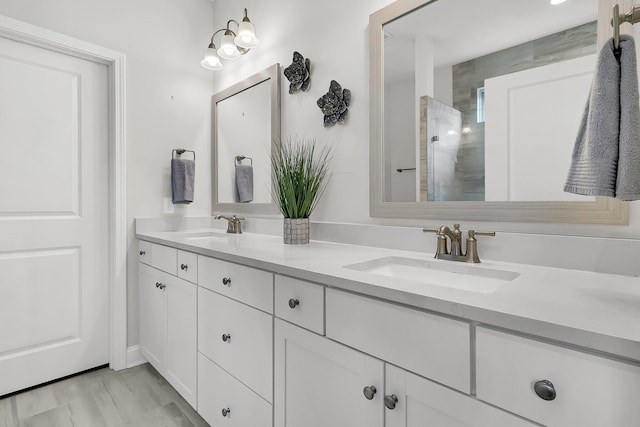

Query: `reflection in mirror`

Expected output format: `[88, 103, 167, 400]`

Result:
[370, 0, 627, 223]
[383, 0, 597, 202]
[212, 64, 280, 214]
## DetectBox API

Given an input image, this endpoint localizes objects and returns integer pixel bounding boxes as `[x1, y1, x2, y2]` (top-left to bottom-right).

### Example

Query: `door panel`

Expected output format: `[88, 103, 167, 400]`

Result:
[275, 319, 384, 427]
[0, 34, 109, 395]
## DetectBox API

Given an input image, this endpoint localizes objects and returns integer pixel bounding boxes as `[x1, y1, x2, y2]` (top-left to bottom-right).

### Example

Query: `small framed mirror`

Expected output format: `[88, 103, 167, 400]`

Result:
[212, 63, 281, 214]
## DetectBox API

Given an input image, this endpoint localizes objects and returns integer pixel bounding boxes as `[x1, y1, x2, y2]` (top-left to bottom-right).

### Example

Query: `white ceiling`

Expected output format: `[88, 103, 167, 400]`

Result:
[384, 0, 598, 83]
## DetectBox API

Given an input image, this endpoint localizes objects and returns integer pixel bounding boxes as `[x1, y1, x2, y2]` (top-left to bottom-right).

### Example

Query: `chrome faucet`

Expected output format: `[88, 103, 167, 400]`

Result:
[215, 214, 243, 234]
[423, 224, 495, 263]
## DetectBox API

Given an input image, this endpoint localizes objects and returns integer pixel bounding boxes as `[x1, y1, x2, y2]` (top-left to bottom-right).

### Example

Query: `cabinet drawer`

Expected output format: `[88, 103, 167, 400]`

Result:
[177, 250, 197, 283]
[326, 289, 471, 393]
[198, 353, 272, 427]
[476, 327, 640, 427]
[150, 243, 177, 275]
[198, 288, 273, 402]
[275, 275, 324, 335]
[138, 240, 151, 264]
[198, 256, 273, 313]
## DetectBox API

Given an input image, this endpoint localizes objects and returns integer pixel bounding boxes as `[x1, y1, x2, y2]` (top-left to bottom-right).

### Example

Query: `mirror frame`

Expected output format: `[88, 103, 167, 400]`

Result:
[212, 63, 281, 215]
[369, 0, 628, 224]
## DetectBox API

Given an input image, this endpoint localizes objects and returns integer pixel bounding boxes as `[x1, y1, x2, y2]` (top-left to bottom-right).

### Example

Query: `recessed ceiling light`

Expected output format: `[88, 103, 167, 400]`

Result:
[550, 0, 567, 5]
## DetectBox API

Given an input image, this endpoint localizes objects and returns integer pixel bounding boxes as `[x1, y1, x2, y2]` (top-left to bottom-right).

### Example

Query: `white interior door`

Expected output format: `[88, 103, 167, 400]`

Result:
[484, 54, 596, 201]
[0, 34, 109, 396]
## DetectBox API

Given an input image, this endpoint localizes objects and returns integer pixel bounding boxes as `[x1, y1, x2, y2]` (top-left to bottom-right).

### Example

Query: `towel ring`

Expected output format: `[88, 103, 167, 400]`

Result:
[235, 155, 253, 166]
[173, 148, 196, 161]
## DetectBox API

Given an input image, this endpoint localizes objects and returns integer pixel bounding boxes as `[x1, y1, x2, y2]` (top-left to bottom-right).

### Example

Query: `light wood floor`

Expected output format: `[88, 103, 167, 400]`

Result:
[0, 363, 208, 427]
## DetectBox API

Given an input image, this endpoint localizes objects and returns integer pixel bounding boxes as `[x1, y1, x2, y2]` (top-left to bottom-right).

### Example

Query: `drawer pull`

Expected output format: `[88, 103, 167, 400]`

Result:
[180, 263, 188, 271]
[221, 407, 231, 417]
[155, 282, 161, 288]
[384, 394, 398, 410]
[222, 277, 232, 286]
[158, 283, 166, 290]
[288, 298, 300, 309]
[534, 380, 556, 401]
[139, 250, 146, 256]
[222, 333, 232, 343]
[363, 385, 377, 400]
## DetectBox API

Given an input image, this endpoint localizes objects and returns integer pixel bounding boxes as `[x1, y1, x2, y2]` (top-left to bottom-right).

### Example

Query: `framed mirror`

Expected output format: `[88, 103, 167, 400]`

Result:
[212, 63, 280, 215]
[369, 0, 628, 224]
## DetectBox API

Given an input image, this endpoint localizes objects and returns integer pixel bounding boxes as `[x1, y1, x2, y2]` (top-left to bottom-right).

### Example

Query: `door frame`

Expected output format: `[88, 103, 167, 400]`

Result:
[0, 15, 128, 370]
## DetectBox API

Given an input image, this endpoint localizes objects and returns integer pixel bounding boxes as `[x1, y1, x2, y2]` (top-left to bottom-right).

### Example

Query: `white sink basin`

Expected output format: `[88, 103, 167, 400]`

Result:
[177, 231, 229, 241]
[343, 256, 520, 294]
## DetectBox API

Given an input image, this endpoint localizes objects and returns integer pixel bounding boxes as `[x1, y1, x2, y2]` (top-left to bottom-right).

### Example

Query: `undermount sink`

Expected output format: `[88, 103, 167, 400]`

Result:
[177, 231, 229, 241]
[343, 256, 520, 294]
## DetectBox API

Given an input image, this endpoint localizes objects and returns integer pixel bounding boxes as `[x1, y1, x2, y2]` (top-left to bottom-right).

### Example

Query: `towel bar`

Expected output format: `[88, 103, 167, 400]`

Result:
[235, 155, 253, 166]
[612, 4, 640, 50]
[173, 148, 196, 161]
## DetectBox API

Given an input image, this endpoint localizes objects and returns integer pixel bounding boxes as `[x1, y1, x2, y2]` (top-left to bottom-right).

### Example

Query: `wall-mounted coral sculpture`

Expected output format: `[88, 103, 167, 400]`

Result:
[317, 80, 351, 127]
[283, 51, 311, 94]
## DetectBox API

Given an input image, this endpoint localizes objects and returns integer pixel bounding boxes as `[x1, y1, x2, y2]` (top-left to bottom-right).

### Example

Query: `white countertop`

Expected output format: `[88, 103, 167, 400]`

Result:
[136, 228, 640, 362]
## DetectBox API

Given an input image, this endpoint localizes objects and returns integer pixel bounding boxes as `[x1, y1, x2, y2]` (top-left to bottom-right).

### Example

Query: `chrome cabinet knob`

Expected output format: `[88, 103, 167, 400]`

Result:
[155, 282, 161, 288]
[222, 333, 231, 343]
[222, 277, 231, 286]
[534, 380, 556, 401]
[139, 250, 146, 256]
[363, 385, 377, 400]
[180, 263, 188, 271]
[157, 283, 166, 290]
[384, 394, 398, 410]
[288, 298, 300, 309]
[221, 408, 231, 417]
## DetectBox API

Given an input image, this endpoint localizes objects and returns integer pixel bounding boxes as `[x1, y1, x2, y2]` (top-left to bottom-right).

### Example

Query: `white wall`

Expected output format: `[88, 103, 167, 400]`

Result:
[210, 0, 396, 222]
[384, 79, 416, 202]
[0, 0, 215, 346]
[210, 0, 640, 237]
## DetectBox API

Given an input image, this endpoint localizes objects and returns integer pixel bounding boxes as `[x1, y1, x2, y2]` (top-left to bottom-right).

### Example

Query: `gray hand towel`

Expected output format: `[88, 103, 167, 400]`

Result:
[564, 35, 640, 200]
[235, 164, 254, 203]
[171, 158, 195, 204]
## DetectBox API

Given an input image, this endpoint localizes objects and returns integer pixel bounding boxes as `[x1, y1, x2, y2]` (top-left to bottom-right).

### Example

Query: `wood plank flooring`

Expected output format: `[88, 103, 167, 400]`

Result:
[0, 363, 208, 427]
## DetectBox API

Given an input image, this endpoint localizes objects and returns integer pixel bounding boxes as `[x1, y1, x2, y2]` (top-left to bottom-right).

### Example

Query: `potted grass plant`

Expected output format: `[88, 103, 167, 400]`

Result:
[271, 137, 332, 244]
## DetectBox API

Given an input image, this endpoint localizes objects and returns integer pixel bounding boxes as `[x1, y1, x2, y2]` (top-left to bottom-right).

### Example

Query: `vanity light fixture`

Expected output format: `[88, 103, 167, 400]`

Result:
[200, 8, 260, 70]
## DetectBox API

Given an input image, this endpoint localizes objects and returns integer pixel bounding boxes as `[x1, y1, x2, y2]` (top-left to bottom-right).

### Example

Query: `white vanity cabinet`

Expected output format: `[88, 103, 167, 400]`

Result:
[137, 236, 640, 427]
[197, 257, 274, 427]
[138, 248, 197, 408]
[274, 318, 384, 427]
[476, 327, 640, 427]
[385, 365, 536, 427]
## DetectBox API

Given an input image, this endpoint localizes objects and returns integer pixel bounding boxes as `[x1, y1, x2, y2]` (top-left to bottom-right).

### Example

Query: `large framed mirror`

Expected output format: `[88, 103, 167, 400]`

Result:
[212, 63, 280, 215]
[370, 0, 628, 224]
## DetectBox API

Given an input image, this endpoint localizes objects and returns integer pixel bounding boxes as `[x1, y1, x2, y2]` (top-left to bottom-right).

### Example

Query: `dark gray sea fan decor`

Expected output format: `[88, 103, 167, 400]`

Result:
[317, 80, 351, 127]
[283, 51, 311, 94]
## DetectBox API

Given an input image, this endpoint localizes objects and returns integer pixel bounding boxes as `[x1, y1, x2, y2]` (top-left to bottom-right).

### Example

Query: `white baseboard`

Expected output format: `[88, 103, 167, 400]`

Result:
[126, 345, 146, 368]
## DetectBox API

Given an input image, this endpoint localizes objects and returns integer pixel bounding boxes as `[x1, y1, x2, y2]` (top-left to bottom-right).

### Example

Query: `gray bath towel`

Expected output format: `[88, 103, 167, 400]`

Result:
[564, 35, 640, 200]
[235, 164, 254, 203]
[171, 158, 195, 204]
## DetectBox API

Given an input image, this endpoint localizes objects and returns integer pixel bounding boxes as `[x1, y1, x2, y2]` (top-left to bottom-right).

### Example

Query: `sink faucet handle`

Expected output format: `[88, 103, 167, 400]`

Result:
[423, 228, 448, 257]
[470, 230, 496, 237]
[465, 230, 495, 263]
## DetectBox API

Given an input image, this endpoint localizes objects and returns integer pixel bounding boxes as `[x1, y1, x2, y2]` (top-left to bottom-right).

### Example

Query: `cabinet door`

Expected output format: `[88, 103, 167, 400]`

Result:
[274, 319, 384, 427]
[165, 274, 197, 408]
[138, 263, 166, 372]
[385, 365, 536, 427]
